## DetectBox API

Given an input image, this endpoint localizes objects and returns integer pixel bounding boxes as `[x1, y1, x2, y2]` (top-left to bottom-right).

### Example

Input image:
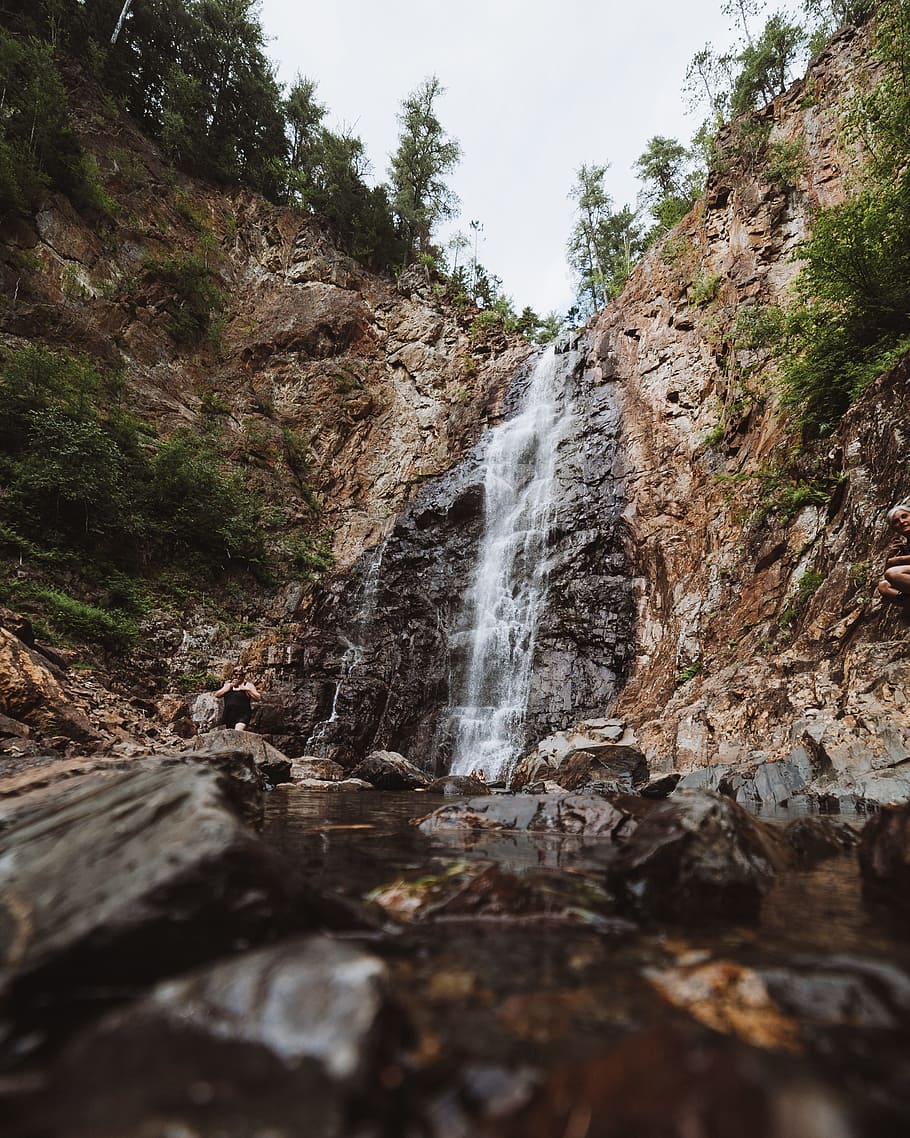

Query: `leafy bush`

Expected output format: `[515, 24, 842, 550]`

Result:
[142, 254, 225, 345]
[690, 272, 724, 307]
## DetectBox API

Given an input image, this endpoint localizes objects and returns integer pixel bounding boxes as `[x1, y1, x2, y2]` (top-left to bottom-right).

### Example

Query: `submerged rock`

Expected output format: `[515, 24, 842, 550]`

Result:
[484, 1020, 853, 1138]
[12, 937, 403, 1138]
[350, 749, 431, 790]
[369, 863, 617, 925]
[417, 794, 635, 838]
[607, 789, 786, 922]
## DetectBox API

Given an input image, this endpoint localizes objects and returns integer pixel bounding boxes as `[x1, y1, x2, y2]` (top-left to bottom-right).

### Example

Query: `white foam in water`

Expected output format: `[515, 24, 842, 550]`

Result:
[448, 345, 573, 782]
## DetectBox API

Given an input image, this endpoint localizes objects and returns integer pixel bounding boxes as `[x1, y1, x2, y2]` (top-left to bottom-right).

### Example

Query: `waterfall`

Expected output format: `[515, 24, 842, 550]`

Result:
[447, 344, 574, 782]
[305, 540, 386, 750]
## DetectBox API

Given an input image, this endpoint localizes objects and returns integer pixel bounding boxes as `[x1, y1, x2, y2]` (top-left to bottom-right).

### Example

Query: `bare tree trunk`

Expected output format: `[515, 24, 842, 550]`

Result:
[111, 0, 135, 46]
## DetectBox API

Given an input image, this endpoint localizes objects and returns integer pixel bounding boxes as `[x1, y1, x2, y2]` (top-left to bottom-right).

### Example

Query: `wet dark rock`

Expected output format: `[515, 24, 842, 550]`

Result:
[858, 802, 910, 912]
[483, 1020, 853, 1138]
[417, 794, 635, 839]
[351, 750, 432, 790]
[640, 773, 681, 799]
[0, 763, 352, 1062]
[719, 759, 808, 809]
[607, 789, 787, 922]
[783, 815, 859, 863]
[426, 774, 492, 796]
[12, 937, 405, 1138]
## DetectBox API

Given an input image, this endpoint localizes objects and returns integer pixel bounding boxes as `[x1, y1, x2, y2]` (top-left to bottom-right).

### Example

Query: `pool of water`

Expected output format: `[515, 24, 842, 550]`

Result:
[264, 789, 910, 1134]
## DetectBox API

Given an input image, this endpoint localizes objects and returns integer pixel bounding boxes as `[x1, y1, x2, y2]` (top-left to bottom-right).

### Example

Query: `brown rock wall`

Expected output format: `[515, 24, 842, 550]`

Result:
[589, 25, 910, 798]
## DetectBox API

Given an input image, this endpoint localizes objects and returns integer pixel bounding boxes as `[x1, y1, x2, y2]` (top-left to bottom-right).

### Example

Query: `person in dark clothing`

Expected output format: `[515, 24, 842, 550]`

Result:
[877, 502, 910, 604]
[214, 667, 261, 730]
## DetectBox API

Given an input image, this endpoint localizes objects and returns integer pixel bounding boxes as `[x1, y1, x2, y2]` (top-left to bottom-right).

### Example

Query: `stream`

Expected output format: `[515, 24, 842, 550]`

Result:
[264, 788, 910, 1137]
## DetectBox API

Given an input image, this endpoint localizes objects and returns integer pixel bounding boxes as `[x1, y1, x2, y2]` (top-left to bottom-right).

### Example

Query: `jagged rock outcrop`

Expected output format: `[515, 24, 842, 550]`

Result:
[584, 24, 910, 802]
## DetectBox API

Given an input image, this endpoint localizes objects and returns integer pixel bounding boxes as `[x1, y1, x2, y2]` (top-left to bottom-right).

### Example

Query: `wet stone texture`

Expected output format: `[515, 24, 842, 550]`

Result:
[10, 937, 406, 1138]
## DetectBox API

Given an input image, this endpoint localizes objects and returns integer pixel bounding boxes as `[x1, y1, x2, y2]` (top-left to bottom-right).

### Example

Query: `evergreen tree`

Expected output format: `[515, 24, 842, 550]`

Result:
[567, 164, 644, 315]
[635, 135, 703, 237]
[389, 76, 460, 260]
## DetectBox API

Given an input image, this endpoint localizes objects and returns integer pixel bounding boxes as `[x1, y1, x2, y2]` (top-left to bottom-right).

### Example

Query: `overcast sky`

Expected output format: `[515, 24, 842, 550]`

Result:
[257, 0, 806, 315]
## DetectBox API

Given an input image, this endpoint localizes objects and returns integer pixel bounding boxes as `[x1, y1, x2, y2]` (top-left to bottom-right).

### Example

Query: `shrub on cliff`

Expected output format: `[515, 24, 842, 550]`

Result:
[0, 346, 265, 576]
[777, 0, 910, 434]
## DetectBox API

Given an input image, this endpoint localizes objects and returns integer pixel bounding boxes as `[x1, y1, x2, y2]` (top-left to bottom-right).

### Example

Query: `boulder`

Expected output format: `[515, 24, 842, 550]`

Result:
[290, 757, 345, 782]
[189, 691, 222, 733]
[350, 750, 431, 790]
[0, 763, 315, 1057]
[191, 728, 293, 788]
[607, 789, 787, 922]
[858, 802, 910, 913]
[0, 627, 95, 742]
[12, 937, 403, 1138]
[425, 775, 491, 797]
[287, 778, 374, 791]
[417, 794, 635, 839]
[512, 722, 648, 792]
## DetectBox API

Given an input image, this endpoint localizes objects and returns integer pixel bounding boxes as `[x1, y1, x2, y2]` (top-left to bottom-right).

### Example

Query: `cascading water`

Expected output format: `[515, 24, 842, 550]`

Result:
[304, 540, 386, 750]
[447, 344, 574, 781]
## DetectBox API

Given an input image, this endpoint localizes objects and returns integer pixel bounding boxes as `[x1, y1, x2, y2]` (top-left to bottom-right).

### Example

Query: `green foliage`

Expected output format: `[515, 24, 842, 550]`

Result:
[141, 253, 225, 345]
[635, 135, 703, 241]
[778, 567, 826, 633]
[690, 272, 724, 307]
[389, 76, 461, 260]
[778, 170, 910, 433]
[0, 28, 109, 215]
[175, 667, 221, 693]
[567, 163, 645, 316]
[774, 480, 832, 521]
[730, 13, 807, 116]
[0, 345, 265, 579]
[730, 304, 786, 350]
[282, 529, 335, 581]
[676, 658, 703, 685]
[4, 580, 139, 652]
[765, 138, 807, 188]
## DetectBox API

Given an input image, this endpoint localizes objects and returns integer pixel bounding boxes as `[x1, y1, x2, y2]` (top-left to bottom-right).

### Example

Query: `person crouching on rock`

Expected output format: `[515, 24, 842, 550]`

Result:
[214, 666, 261, 731]
[877, 502, 910, 605]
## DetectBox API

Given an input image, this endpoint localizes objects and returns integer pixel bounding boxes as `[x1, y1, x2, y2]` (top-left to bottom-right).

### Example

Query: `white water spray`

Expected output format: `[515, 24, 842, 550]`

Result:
[305, 541, 386, 749]
[447, 345, 573, 781]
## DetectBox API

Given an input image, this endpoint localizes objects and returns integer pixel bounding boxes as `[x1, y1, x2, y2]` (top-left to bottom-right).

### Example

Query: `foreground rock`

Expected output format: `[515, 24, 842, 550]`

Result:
[10, 937, 404, 1138]
[191, 728, 293, 787]
[350, 750, 431, 790]
[417, 794, 636, 838]
[484, 1020, 851, 1138]
[0, 763, 344, 1060]
[858, 802, 910, 914]
[607, 789, 786, 922]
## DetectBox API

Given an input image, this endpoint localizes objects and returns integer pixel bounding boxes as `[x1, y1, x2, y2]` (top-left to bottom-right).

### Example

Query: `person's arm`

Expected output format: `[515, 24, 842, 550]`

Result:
[244, 681, 262, 701]
[213, 681, 232, 697]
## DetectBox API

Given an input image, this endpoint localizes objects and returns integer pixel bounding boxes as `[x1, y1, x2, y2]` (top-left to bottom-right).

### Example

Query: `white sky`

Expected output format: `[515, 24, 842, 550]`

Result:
[257, 0, 806, 315]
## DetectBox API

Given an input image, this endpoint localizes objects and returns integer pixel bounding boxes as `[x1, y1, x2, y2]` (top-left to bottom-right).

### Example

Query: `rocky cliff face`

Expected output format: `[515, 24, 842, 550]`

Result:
[267, 338, 634, 768]
[0, 70, 528, 750]
[587, 24, 910, 805]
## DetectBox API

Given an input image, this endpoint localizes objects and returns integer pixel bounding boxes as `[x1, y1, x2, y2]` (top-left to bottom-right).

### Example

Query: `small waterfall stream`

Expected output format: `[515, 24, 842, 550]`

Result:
[304, 540, 386, 751]
[447, 344, 574, 781]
